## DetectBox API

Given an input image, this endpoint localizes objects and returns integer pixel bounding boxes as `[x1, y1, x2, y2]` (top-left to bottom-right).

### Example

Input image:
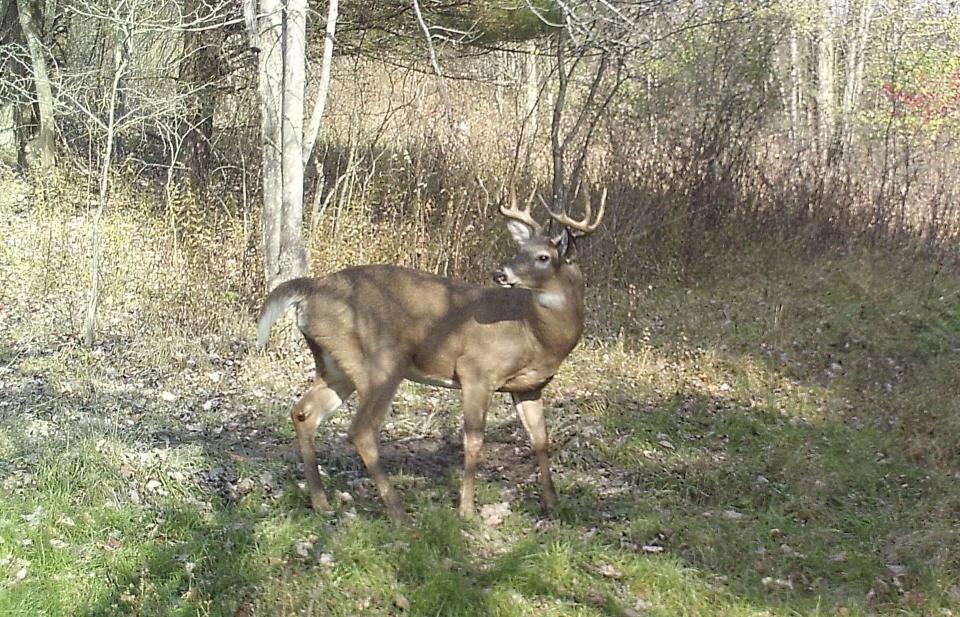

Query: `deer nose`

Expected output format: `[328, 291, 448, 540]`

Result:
[493, 269, 509, 285]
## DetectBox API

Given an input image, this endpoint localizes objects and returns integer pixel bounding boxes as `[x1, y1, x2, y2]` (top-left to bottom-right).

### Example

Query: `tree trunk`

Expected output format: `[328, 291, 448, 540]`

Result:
[412, 0, 456, 142]
[839, 0, 874, 151]
[280, 0, 308, 282]
[0, 101, 21, 167]
[550, 29, 568, 212]
[17, 0, 56, 171]
[302, 0, 338, 172]
[521, 40, 539, 172]
[789, 25, 802, 145]
[82, 24, 126, 347]
[816, 0, 836, 160]
[247, 0, 308, 290]
[180, 0, 219, 188]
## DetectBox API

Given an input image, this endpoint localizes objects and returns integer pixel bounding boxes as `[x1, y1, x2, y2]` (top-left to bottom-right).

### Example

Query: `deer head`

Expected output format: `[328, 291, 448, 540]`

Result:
[494, 184, 606, 292]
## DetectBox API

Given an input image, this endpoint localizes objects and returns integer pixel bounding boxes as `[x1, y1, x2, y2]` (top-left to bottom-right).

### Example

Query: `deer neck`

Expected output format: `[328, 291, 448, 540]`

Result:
[526, 266, 585, 359]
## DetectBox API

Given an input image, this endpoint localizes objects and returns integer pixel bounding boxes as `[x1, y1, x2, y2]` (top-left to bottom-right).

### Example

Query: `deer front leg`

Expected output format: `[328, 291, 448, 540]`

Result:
[292, 380, 354, 513]
[512, 390, 558, 513]
[349, 375, 407, 523]
[459, 383, 492, 518]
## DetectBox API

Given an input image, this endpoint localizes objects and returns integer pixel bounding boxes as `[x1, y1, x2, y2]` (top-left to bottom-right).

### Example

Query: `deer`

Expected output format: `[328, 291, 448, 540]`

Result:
[256, 186, 605, 523]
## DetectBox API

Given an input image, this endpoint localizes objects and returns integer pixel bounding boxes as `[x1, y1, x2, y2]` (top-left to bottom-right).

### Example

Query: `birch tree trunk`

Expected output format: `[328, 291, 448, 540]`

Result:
[816, 0, 836, 160]
[279, 0, 307, 282]
[16, 0, 56, 171]
[839, 0, 874, 151]
[302, 0, 338, 171]
[789, 25, 802, 145]
[246, 0, 323, 290]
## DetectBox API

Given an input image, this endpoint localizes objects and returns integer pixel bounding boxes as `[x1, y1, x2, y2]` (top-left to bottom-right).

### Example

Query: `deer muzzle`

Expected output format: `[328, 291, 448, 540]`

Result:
[493, 268, 514, 287]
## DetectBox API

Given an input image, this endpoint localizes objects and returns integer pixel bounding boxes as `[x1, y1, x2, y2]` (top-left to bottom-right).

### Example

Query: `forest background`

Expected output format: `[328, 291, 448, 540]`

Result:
[2, 1, 960, 615]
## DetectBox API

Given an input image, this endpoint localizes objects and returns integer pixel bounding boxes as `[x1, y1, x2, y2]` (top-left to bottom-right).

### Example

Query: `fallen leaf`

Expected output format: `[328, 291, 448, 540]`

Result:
[295, 540, 313, 558]
[97, 538, 121, 552]
[655, 433, 675, 449]
[480, 502, 511, 527]
[589, 562, 624, 579]
[57, 515, 76, 527]
[761, 576, 793, 590]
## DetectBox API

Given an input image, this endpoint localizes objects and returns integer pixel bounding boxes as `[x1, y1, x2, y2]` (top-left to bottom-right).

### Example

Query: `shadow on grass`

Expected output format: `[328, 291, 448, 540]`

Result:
[0, 339, 296, 616]
[3, 322, 955, 616]
[72, 504, 268, 617]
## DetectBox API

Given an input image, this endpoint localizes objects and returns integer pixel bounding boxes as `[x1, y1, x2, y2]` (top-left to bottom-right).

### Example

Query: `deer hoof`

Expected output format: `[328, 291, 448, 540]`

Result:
[542, 493, 559, 515]
[387, 507, 409, 525]
[310, 493, 333, 513]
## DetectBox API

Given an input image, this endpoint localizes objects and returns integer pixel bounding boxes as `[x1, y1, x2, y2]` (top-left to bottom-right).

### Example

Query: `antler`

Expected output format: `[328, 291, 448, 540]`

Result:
[499, 184, 543, 234]
[543, 188, 607, 237]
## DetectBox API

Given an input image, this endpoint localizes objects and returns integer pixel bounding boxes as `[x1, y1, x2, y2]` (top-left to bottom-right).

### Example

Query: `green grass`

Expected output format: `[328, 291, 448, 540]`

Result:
[3, 193, 960, 615]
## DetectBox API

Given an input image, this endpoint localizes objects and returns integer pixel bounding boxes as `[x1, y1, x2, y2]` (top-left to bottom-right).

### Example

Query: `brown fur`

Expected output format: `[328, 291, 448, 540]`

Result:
[258, 217, 596, 522]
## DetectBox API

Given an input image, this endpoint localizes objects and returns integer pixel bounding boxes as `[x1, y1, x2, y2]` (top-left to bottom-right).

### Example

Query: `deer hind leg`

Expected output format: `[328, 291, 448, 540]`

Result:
[459, 382, 492, 518]
[292, 378, 354, 512]
[512, 390, 558, 513]
[293, 345, 355, 512]
[348, 371, 406, 523]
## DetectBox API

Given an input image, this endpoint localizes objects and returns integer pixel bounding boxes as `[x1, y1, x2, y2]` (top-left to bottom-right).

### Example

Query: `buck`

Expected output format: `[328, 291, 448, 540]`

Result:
[256, 187, 605, 522]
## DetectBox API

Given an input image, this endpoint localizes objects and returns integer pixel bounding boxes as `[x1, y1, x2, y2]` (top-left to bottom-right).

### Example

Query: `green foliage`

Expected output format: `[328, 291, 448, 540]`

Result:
[335, 0, 558, 53]
[460, 1, 560, 44]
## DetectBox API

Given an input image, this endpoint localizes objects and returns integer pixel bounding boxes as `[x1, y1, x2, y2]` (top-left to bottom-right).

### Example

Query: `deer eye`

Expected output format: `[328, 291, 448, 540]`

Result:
[536, 254, 550, 262]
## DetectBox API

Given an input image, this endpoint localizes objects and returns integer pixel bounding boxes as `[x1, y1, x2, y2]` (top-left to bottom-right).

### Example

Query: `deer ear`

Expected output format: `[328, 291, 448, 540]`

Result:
[505, 219, 534, 244]
[554, 229, 578, 263]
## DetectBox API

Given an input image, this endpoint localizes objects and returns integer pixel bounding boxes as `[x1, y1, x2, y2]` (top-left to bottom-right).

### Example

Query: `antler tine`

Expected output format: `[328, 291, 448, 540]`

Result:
[499, 184, 543, 234]
[545, 187, 607, 236]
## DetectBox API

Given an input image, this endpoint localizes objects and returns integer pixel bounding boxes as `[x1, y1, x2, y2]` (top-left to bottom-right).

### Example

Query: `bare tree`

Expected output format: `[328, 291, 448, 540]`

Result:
[816, 0, 836, 159]
[81, 0, 128, 347]
[178, 0, 224, 187]
[1, 0, 54, 169]
[15, 0, 55, 170]
[0, 0, 28, 166]
[839, 0, 874, 151]
[788, 24, 806, 145]
[302, 0, 338, 170]
[544, 6, 627, 216]
[62, 0, 233, 345]
[245, 0, 340, 290]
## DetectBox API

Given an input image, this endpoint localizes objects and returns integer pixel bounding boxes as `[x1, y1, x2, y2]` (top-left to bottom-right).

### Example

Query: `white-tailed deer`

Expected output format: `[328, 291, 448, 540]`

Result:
[256, 187, 605, 522]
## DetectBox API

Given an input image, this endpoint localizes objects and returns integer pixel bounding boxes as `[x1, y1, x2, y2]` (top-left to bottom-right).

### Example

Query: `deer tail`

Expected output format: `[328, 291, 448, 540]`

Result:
[256, 278, 313, 350]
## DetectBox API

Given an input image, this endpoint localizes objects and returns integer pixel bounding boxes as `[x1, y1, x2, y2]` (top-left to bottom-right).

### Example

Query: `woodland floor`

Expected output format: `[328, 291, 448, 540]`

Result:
[2, 190, 960, 616]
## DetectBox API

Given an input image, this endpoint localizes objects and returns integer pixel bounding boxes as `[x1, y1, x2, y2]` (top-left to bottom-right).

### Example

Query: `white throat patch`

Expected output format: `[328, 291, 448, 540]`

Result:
[536, 292, 566, 310]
